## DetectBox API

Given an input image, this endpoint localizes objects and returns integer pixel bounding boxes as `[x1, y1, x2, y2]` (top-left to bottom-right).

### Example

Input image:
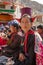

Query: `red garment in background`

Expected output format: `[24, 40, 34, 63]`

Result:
[0, 37, 7, 46]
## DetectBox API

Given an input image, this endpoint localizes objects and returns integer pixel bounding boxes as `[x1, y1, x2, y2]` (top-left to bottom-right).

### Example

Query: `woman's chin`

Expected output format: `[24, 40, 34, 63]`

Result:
[23, 29, 27, 33]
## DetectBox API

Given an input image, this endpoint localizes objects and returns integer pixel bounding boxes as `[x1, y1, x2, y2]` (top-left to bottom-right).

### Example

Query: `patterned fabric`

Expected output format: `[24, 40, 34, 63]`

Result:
[36, 54, 43, 65]
[34, 32, 43, 65]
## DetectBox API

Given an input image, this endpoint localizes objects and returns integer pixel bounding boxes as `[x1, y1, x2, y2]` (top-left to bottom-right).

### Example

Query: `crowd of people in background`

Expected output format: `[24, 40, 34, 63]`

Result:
[0, 8, 43, 65]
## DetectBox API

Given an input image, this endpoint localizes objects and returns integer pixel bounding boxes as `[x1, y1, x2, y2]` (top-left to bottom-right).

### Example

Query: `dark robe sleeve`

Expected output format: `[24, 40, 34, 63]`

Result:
[27, 34, 36, 65]
[9, 35, 21, 49]
[3, 35, 21, 58]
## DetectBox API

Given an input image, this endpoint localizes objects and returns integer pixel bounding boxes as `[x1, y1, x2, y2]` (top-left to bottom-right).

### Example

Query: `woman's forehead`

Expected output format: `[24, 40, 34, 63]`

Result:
[21, 17, 30, 22]
[10, 25, 15, 29]
[10, 25, 14, 27]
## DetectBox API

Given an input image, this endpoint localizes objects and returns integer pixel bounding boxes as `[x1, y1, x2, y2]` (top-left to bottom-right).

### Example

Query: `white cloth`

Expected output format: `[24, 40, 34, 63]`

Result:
[34, 32, 43, 55]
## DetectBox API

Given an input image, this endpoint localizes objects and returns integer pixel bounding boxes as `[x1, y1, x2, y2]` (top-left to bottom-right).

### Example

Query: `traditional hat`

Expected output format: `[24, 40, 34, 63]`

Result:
[21, 7, 31, 16]
[21, 7, 36, 22]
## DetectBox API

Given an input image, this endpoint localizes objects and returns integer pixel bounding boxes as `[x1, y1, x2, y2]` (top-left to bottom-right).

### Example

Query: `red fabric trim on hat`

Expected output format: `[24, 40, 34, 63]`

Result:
[31, 16, 37, 22]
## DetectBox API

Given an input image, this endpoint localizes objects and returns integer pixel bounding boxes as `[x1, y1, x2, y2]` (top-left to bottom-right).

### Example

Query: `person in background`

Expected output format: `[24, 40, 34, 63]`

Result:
[2, 23, 21, 63]
[37, 25, 43, 39]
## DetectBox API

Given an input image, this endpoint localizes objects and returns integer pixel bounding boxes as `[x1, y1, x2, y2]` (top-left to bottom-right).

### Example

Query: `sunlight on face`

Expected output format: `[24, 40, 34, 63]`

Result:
[21, 17, 32, 33]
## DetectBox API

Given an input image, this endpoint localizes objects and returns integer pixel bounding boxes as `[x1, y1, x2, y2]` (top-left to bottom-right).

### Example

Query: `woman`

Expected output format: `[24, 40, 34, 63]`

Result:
[3, 23, 21, 59]
[19, 14, 43, 65]
[18, 14, 36, 65]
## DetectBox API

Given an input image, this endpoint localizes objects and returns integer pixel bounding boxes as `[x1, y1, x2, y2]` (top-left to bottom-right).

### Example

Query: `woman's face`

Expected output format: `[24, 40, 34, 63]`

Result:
[20, 17, 32, 33]
[37, 28, 42, 34]
[10, 25, 17, 34]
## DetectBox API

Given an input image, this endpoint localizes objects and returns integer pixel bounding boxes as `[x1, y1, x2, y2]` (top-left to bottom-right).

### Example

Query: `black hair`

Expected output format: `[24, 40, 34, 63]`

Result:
[37, 25, 43, 29]
[11, 23, 19, 30]
[8, 29, 11, 32]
